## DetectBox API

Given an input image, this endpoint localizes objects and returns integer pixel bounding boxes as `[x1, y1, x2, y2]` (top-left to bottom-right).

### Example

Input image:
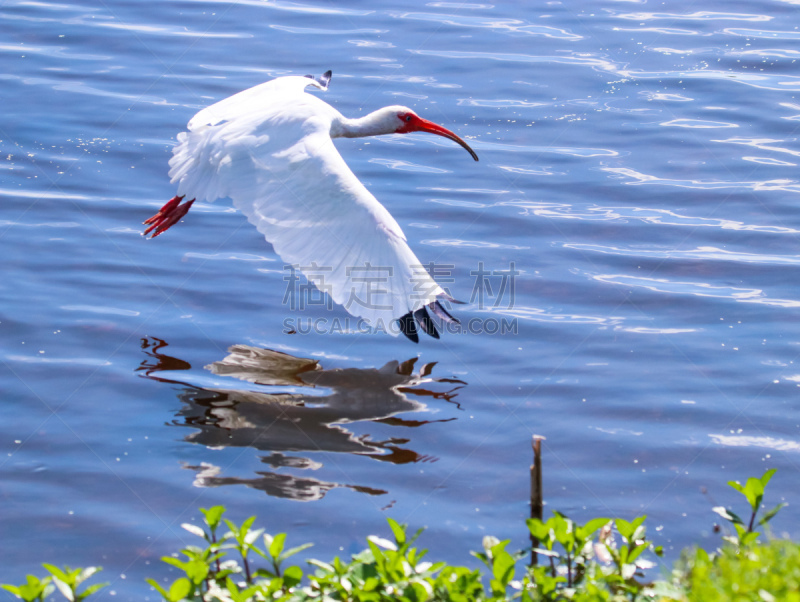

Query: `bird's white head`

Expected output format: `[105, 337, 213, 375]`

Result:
[340, 105, 479, 162]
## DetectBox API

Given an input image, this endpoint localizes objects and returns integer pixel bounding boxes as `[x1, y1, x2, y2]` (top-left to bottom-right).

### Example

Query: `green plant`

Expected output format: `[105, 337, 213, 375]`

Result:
[2, 471, 793, 602]
[527, 512, 610, 588]
[676, 539, 800, 601]
[471, 535, 521, 597]
[712, 468, 786, 547]
[1, 575, 53, 602]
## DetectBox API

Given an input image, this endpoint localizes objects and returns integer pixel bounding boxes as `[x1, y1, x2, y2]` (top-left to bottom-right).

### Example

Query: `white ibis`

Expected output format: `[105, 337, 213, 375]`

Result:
[144, 70, 478, 342]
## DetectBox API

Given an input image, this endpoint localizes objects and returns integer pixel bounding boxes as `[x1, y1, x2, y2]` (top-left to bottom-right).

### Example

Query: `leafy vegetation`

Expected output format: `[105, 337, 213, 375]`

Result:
[2, 470, 795, 601]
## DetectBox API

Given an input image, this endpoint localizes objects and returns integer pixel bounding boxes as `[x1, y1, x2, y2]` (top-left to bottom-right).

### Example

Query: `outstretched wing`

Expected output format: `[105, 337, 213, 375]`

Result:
[168, 75, 447, 334]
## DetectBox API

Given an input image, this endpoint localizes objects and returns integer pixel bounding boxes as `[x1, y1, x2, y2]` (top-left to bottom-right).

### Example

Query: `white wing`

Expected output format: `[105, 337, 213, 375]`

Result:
[168, 76, 445, 331]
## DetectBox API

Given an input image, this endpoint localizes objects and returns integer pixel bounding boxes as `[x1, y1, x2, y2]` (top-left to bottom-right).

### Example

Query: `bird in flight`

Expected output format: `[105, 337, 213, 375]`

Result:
[144, 70, 478, 342]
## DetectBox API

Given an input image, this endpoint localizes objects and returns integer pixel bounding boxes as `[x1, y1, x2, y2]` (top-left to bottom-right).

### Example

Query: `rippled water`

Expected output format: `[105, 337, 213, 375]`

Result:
[3, 0, 800, 597]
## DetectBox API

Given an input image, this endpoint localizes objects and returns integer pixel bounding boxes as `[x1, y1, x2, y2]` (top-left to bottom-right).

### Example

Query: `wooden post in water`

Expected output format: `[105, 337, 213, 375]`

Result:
[529, 435, 544, 567]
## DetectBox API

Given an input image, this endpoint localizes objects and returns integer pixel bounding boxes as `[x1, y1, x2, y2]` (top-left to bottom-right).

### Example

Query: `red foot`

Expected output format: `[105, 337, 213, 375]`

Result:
[143, 195, 195, 238]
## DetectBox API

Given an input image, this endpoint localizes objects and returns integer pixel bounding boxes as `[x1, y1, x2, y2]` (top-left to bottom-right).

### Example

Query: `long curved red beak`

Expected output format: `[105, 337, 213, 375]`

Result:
[402, 115, 479, 161]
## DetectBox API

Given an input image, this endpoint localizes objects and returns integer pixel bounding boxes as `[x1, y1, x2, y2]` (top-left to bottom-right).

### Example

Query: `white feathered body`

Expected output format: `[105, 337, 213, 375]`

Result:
[168, 76, 445, 329]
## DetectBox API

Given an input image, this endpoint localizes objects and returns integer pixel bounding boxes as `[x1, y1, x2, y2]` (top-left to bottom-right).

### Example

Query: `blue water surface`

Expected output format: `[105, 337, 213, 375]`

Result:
[3, 0, 800, 598]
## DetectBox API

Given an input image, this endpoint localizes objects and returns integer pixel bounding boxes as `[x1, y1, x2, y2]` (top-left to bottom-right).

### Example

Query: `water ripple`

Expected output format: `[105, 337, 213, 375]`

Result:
[619, 327, 698, 335]
[709, 434, 800, 452]
[410, 48, 619, 70]
[183, 253, 275, 262]
[0, 43, 109, 61]
[492, 306, 624, 326]
[368, 158, 449, 173]
[422, 238, 530, 250]
[612, 11, 771, 22]
[502, 200, 800, 233]
[61, 305, 140, 316]
[601, 167, 800, 193]
[427, 198, 487, 208]
[712, 137, 800, 158]
[733, 49, 800, 59]
[5, 355, 112, 366]
[0, 220, 79, 229]
[616, 67, 800, 92]
[660, 119, 738, 128]
[0, 73, 171, 104]
[564, 244, 800, 266]
[254, 0, 373, 15]
[723, 28, 800, 40]
[391, 12, 582, 39]
[270, 24, 385, 34]
[743, 156, 796, 166]
[587, 273, 800, 307]
[615, 27, 705, 36]
[411, 48, 800, 93]
[458, 98, 547, 109]
[478, 140, 618, 157]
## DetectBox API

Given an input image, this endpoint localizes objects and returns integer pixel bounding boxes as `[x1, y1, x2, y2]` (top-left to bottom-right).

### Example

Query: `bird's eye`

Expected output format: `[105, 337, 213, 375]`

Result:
[405, 115, 412, 122]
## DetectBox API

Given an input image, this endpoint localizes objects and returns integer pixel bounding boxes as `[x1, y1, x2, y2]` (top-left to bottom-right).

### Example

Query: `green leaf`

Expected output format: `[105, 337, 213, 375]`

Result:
[269, 532, 286, 559]
[408, 526, 426, 548]
[146, 579, 169, 600]
[200, 506, 225, 530]
[281, 543, 313, 561]
[387, 518, 407, 547]
[525, 518, 551, 542]
[578, 517, 611, 539]
[42, 565, 70, 584]
[760, 468, 777, 489]
[75, 568, 99, 588]
[758, 502, 787, 526]
[224, 577, 240, 597]
[283, 565, 303, 588]
[727, 479, 745, 495]
[740, 530, 761, 547]
[491, 550, 515, 586]
[404, 580, 431, 602]
[1, 575, 54, 602]
[241, 516, 256, 533]
[712, 506, 744, 525]
[0, 585, 22, 598]
[368, 535, 397, 551]
[307, 558, 334, 574]
[616, 515, 647, 542]
[743, 477, 765, 510]
[79, 582, 108, 599]
[181, 523, 206, 539]
[167, 578, 192, 602]
[626, 542, 649, 565]
[51, 578, 74, 602]
[184, 559, 209, 585]
[615, 518, 634, 540]
[160, 557, 187, 572]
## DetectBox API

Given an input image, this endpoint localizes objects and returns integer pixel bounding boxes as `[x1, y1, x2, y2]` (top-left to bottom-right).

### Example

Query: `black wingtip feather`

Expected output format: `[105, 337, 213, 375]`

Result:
[431, 300, 460, 325]
[414, 307, 440, 340]
[398, 312, 419, 343]
[319, 70, 332, 89]
[304, 70, 332, 90]
[440, 294, 466, 305]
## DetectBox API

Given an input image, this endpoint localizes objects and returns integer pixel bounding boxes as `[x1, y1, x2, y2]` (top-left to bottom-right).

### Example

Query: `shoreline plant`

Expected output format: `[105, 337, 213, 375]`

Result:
[2, 470, 792, 601]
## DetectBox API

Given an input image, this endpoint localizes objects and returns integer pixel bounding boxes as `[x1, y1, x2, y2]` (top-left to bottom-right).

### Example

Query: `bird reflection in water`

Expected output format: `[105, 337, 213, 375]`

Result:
[137, 337, 466, 502]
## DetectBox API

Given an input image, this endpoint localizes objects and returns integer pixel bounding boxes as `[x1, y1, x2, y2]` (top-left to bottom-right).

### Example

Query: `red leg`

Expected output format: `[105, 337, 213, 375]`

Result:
[143, 195, 195, 238]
